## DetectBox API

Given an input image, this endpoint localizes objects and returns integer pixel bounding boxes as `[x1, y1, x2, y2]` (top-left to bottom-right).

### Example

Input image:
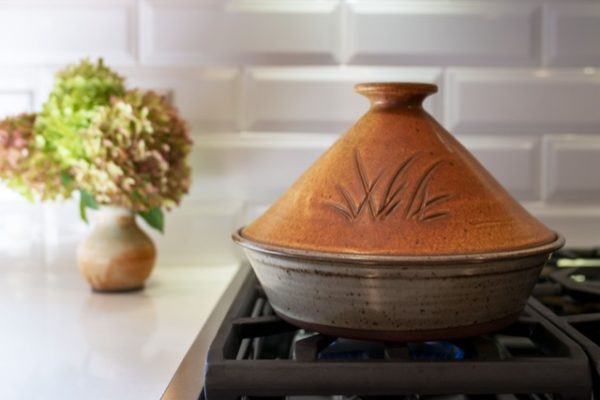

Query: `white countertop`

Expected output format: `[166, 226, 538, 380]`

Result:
[0, 263, 243, 400]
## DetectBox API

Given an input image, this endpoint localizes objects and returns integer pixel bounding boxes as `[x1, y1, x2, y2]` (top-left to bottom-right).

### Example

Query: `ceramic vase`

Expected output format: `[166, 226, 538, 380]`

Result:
[77, 207, 156, 292]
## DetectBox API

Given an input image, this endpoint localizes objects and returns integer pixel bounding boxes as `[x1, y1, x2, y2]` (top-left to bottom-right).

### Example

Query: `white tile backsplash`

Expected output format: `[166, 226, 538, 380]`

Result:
[189, 133, 335, 203]
[0, 1, 136, 65]
[244, 67, 442, 133]
[445, 69, 600, 134]
[526, 204, 600, 247]
[0, 68, 39, 118]
[457, 135, 541, 201]
[346, 1, 540, 66]
[147, 201, 243, 266]
[0, 93, 32, 120]
[0, 0, 598, 261]
[543, 3, 600, 67]
[140, 0, 341, 65]
[118, 67, 242, 132]
[544, 135, 600, 203]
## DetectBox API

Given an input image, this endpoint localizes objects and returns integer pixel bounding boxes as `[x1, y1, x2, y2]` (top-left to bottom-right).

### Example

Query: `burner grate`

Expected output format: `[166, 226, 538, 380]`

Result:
[532, 248, 600, 400]
[216, 395, 559, 400]
[532, 293, 600, 400]
[203, 272, 592, 400]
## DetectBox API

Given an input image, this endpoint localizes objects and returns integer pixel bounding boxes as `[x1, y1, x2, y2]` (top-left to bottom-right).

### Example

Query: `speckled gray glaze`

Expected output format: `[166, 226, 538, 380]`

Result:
[234, 232, 564, 341]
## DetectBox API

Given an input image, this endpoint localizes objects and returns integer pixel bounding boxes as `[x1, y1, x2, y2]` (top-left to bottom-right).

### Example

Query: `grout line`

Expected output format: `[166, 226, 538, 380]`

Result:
[133, 0, 142, 66]
[239, 67, 249, 132]
[137, 0, 152, 66]
[532, 135, 543, 203]
[436, 67, 445, 123]
[441, 68, 452, 129]
[338, 0, 348, 66]
[538, 1, 547, 69]
[539, 135, 549, 203]
[191, 131, 339, 149]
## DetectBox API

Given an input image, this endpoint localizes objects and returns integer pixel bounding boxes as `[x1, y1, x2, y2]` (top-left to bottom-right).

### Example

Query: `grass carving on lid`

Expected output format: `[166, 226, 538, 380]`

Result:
[327, 150, 452, 223]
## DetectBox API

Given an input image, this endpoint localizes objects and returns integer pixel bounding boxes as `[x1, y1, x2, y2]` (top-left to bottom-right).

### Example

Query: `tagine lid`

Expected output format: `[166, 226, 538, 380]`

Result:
[240, 82, 558, 257]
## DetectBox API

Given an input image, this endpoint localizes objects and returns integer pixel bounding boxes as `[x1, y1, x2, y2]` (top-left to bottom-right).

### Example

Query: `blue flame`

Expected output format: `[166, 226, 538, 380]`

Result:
[409, 341, 465, 360]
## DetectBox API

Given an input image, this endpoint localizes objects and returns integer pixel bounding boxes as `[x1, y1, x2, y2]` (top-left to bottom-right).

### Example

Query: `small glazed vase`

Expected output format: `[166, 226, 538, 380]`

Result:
[77, 207, 156, 292]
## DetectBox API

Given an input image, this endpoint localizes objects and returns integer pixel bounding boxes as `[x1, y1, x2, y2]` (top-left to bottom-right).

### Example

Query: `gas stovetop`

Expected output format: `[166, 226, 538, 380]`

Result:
[165, 249, 600, 400]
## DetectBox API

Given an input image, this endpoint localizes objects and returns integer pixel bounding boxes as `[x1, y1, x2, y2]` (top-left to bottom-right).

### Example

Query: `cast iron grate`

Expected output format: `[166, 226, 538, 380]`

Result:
[202, 271, 592, 400]
[531, 254, 600, 400]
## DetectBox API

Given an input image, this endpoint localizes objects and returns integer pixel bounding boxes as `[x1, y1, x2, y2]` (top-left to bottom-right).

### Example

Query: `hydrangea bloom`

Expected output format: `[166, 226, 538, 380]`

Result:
[35, 58, 125, 170]
[0, 113, 68, 200]
[74, 90, 192, 212]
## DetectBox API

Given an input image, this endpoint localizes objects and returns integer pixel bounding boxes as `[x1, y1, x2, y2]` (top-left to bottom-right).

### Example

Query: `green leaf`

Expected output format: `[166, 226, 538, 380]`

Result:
[132, 190, 148, 205]
[79, 190, 99, 223]
[60, 170, 74, 187]
[138, 207, 164, 233]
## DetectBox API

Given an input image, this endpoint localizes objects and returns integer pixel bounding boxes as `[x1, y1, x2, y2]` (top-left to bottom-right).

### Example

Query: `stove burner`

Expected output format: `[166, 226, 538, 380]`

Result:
[305, 338, 466, 362]
[316, 338, 385, 361]
[408, 341, 465, 361]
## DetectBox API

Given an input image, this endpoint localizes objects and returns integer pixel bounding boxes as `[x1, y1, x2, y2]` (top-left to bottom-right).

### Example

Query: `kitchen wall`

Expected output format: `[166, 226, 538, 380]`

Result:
[1, 0, 599, 268]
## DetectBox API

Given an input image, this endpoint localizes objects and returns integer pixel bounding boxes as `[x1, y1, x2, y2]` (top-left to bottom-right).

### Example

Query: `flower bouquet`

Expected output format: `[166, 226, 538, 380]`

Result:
[0, 59, 192, 291]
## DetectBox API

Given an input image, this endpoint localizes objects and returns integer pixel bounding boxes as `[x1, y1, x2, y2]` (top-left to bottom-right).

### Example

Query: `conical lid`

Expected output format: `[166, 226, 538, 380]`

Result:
[240, 83, 557, 257]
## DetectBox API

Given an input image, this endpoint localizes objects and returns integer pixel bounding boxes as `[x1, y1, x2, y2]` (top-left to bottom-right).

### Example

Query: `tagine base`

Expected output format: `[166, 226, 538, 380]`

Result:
[277, 310, 521, 342]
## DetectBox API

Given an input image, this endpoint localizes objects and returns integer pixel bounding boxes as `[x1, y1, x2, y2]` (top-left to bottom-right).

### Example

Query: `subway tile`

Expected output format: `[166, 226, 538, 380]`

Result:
[0, 68, 39, 119]
[118, 67, 242, 132]
[189, 133, 336, 203]
[544, 135, 600, 202]
[456, 135, 540, 201]
[147, 201, 243, 266]
[244, 67, 442, 133]
[0, 93, 32, 120]
[241, 203, 269, 226]
[543, 3, 600, 67]
[140, 0, 341, 65]
[36, 67, 60, 111]
[524, 203, 600, 248]
[346, 1, 540, 66]
[0, 1, 136, 65]
[445, 69, 600, 134]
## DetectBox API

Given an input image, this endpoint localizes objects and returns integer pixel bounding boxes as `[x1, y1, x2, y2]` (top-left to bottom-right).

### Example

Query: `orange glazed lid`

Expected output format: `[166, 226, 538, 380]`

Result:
[239, 83, 559, 258]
